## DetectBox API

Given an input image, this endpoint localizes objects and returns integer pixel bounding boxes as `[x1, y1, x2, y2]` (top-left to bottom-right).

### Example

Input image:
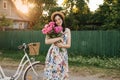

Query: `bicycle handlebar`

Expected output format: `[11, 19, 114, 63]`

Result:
[18, 43, 27, 50]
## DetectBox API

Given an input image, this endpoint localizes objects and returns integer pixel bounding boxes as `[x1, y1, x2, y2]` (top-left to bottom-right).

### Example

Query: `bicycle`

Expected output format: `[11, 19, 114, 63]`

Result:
[0, 43, 45, 80]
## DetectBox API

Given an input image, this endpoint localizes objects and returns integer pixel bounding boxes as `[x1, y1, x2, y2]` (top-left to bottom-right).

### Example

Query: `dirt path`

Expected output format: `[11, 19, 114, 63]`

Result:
[1, 66, 113, 80]
[0, 58, 118, 80]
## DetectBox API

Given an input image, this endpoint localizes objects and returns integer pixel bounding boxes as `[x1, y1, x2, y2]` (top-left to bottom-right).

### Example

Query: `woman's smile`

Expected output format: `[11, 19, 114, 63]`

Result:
[55, 15, 63, 26]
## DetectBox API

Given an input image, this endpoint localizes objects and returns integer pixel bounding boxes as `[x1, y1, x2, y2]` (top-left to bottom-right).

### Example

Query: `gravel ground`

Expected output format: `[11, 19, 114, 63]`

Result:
[0, 66, 113, 80]
[0, 52, 119, 80]
[0, 57, 117, 80]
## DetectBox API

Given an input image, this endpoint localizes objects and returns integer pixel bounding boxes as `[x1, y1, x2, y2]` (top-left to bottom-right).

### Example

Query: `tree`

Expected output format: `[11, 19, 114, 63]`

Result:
[62, 0, 91, 30]
[24, 0, 56, 24]
[96, 0, 120, 30]
[0, 15, 13, 31]
[21, 0, 57, 30]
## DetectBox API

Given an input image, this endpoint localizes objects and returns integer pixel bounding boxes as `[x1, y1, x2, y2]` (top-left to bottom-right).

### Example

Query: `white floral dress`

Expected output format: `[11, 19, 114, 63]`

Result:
[44, 29, 69, 80]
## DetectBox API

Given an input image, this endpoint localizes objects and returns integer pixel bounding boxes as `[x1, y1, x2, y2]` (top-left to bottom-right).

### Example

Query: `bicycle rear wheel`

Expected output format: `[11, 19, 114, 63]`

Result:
[24, 62, 45, 80]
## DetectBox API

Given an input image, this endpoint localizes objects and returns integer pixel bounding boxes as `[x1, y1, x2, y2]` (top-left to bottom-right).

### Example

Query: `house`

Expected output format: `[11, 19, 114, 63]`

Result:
[0, 0, 32, 31]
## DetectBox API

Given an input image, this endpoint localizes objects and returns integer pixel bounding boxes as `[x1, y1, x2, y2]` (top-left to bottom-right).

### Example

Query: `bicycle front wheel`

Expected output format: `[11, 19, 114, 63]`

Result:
[24, 62, 45, 80]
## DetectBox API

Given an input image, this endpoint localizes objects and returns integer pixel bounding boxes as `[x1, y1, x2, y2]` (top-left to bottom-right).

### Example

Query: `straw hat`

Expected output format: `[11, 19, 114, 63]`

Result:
[51, 11, 65, 21]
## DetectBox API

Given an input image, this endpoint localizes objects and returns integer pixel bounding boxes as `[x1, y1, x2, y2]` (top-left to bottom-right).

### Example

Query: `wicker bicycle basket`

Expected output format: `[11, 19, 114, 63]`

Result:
[28, 42, 40, 55]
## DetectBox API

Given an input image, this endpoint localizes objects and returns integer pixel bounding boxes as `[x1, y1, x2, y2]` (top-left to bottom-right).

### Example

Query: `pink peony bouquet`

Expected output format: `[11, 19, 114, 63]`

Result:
[42, 21, 63, 38]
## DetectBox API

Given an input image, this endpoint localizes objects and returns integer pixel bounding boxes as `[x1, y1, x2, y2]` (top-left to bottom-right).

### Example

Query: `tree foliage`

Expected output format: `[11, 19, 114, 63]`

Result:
[23, 0, 56, 30]
[27, 0, 120, 30]
[25, 0, 56, 23]
[62, 0, 91, 30]
[66, 0, 120, 30]
[0, 15, 13, 27]
[95, 0, 120, 30]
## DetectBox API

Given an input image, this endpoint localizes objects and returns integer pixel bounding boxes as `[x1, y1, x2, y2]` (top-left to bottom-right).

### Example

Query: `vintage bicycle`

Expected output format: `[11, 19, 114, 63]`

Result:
[0, 43, 45, 80]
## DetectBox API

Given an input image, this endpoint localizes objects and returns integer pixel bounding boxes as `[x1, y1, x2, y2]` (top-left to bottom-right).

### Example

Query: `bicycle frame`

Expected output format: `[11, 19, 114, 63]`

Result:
[0, 43, 40, 80]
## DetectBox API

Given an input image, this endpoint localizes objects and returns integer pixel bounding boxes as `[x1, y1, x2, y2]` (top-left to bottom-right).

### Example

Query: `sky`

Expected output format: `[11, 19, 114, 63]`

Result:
[87, 0, 104, 11]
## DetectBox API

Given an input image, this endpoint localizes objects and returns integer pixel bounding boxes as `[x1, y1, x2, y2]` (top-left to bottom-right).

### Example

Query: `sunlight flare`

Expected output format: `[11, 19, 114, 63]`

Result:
[13, 0, 28, 13]
[57, 0, 64, 6]
[87, 0, 104, 11]
[12, 0, 34, 14]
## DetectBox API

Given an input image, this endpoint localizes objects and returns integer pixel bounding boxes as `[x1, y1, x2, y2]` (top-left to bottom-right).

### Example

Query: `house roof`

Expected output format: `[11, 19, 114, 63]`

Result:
[0, 0, 31, 22]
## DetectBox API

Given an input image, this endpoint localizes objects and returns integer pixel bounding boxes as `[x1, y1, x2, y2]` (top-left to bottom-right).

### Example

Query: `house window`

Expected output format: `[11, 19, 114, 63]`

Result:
[19, 22, 24, 29]
[3, 1, 7, 9]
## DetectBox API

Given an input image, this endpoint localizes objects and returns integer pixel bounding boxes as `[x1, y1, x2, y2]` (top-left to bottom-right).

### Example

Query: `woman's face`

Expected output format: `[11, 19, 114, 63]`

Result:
[54, 15, 63, 26]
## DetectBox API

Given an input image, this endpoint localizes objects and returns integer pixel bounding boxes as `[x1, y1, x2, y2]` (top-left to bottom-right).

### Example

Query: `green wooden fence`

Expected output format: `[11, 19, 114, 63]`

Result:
[0, 30, 120, 57]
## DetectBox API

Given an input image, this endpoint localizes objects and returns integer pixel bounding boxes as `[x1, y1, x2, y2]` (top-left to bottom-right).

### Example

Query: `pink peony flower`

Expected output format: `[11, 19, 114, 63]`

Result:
[54, 26, 63, 33]
[49, 21, 55, 26]
[42, 28, 47, 34]
[44, 24, 49, 28]
[47, 26, 53, 33]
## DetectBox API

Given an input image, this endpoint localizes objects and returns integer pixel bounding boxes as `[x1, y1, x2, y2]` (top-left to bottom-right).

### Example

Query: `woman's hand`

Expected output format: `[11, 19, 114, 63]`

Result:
[58, 37, 63, 43]
[54, 42, 64, 48]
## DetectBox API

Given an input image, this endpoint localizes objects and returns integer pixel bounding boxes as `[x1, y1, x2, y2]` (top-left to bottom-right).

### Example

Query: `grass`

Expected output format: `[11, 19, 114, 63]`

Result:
[68, 55, 120, 69]
[68, 54, 120, 79]
[0, 50, 120, 79]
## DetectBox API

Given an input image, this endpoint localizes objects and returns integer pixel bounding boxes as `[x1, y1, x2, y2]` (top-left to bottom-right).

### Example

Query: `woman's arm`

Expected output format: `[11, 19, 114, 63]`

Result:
[45, 35, 63, 44]
[62, 28, 71, 48]
[55, 28, 71, 48]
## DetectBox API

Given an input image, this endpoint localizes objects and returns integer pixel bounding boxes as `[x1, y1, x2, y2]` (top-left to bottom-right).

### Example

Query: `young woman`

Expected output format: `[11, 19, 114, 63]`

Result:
[44, 11, 71, 80]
